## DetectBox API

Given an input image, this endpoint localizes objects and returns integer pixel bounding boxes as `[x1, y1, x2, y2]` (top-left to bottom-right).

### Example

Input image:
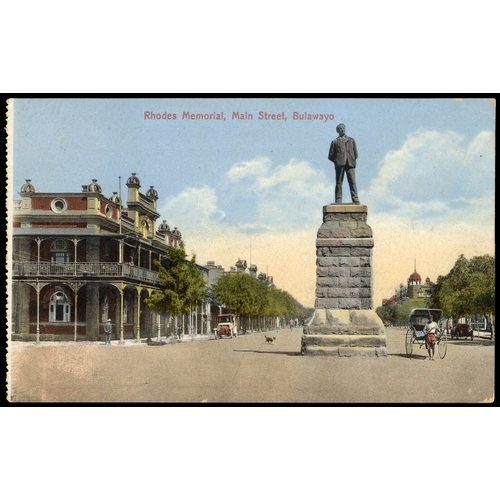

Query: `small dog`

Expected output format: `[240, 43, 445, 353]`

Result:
[265, 336, 276, 344]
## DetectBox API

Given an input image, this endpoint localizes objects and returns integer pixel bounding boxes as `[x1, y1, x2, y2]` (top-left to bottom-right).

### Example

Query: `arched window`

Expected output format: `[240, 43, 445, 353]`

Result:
[50, 239, 69, 263]
[49, 291, 71, 322]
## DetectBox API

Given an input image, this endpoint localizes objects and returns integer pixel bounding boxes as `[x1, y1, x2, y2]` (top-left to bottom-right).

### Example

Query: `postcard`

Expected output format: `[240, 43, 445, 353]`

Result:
[6, 97, 495, 403]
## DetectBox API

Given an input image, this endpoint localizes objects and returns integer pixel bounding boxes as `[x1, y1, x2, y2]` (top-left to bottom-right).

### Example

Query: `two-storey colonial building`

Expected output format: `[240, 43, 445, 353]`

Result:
[11, 174, 184, 343]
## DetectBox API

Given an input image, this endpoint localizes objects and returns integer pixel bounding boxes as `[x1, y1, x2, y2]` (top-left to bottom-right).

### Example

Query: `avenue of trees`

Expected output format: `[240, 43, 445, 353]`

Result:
[376, 254, 495, 340]
[212, 273, 311, 332]
[145, 242, 312, 335]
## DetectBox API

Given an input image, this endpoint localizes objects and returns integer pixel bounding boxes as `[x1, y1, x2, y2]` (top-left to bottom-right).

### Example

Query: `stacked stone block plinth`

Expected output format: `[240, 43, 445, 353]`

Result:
[302, 205, 387, 357]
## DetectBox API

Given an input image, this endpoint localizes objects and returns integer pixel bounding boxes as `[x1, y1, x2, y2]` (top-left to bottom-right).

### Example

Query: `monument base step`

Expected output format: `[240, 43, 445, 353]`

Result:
[301, 345, 388, 357]
[301, 309, 387, 357]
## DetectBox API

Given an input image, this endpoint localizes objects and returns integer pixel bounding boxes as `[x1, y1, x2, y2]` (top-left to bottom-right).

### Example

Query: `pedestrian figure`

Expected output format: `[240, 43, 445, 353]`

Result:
[424, 314, 437, 360]
[328, 123, 360, 204]
[290, 320, 293, 330]
[104, 319, 112, 345]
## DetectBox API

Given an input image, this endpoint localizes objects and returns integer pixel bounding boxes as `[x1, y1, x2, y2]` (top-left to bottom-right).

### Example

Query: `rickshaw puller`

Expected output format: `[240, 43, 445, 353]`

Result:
[424, 314, 438, 360]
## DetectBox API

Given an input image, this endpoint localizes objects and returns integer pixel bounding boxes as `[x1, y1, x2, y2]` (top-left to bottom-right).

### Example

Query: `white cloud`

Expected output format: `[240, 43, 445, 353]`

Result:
[224, 157, 332, 232]
[161, 185, 226, 231]
[227, 157, 271, 182]
[364, 129, 495, 221]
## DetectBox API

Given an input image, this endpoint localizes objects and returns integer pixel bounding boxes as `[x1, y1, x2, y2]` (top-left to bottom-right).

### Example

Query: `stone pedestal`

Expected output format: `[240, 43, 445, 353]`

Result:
[302, 205, 387, 357]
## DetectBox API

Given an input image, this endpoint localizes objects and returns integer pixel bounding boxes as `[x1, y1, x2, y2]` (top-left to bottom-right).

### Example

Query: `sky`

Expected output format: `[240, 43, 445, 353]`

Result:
[9, 98, 495, 308]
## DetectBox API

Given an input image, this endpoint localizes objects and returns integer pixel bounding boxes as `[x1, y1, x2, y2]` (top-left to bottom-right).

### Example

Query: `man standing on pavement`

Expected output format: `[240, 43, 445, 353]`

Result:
[328, 123, 360, 204]
[104, 319, 112, 345]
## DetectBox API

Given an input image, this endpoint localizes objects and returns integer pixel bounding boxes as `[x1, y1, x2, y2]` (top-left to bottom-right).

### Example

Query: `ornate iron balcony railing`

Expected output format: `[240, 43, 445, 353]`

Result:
[13, 261, 159, 285]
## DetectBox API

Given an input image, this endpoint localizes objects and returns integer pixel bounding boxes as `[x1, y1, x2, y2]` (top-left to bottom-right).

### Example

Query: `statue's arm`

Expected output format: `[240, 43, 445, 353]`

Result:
[353, 138, 358, 159]
[328, 140, 336, 162]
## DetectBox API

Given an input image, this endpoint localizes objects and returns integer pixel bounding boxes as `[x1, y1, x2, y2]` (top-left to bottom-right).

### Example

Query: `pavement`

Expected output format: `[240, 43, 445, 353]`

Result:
[7, 327, 495, 403]
[8, 329, 278, 351]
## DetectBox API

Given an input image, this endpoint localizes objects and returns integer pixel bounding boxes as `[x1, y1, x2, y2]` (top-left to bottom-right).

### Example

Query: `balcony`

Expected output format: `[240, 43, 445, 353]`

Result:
[13, 261, 159, 285]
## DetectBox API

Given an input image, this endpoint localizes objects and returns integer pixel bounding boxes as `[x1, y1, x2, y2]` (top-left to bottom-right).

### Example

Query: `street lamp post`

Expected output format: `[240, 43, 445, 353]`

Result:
[120, 283, 125, 344]
[135, 285, 143, 343]
[68, 282, 84, 342]
[36, 279, 40, 344]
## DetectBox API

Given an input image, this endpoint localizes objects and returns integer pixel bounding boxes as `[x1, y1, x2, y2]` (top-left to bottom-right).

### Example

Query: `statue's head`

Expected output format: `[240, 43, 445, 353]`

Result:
[336, 123, 346, 135]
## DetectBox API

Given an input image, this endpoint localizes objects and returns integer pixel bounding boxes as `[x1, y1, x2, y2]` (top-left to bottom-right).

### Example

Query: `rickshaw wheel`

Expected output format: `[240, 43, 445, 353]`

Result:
[405, 328, 414, 358]
[438, 332, 447, 359]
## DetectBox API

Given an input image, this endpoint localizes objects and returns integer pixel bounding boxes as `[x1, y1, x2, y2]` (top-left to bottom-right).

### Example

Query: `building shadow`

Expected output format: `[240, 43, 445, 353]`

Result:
[388, 353, 428, 360]
[233, 349, 302, 357]
[449, 339, 494, 347]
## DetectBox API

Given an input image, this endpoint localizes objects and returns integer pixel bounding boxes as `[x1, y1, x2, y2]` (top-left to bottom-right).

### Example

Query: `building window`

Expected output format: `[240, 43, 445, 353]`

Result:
[102, 295, 109, 322]
[51, 198, 68, 213]
[49, 291, 71, 322]
[50, 240, 69, 263]
[105, 204, 113, 218]
[104, 240, 111, 262]
[124, 295, 131, 323]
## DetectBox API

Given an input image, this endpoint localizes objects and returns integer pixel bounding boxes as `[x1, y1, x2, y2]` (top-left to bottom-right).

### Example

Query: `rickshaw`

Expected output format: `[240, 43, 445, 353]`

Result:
[405, 308, 448, 359]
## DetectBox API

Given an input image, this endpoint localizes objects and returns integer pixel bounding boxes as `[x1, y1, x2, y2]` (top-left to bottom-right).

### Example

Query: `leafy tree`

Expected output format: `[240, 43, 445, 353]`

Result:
[212, 273, 264, 331]
[145, 243, 207, 334]
[376, 305, 396, 325]
[395, 299, 428, 323]
[376, 299, 427, 326]
[468, 255, 495, 339]
[428, 254, 495, 340]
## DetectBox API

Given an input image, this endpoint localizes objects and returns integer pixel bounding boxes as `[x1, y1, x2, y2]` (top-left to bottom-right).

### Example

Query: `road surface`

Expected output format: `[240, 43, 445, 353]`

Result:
[8, 327, 495, 403]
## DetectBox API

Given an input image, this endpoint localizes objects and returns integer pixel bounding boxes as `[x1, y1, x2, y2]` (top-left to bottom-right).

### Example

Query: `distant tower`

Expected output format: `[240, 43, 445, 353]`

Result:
[407, 259, 422, 299]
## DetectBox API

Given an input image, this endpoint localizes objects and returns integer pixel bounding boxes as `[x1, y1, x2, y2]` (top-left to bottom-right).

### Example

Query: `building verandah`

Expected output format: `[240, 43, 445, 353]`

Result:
[11, 277, 160, 343]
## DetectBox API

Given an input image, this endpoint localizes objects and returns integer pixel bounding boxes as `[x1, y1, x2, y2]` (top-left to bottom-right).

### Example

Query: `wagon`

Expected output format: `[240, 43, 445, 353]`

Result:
[405, 308, 448, 359]
[451, 323, 474, 340]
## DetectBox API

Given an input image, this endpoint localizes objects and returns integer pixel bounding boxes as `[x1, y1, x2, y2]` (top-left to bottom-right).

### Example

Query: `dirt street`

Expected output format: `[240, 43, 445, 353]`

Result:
[8, 328, 495, 403]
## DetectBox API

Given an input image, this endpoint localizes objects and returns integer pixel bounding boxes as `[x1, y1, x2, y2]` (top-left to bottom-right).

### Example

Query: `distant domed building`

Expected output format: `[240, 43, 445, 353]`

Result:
[407, 261, 432, 299]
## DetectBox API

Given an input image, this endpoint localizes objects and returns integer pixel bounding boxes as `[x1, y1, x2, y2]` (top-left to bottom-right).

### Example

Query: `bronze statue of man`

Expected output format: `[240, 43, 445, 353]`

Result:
[328, 123, 360, 204]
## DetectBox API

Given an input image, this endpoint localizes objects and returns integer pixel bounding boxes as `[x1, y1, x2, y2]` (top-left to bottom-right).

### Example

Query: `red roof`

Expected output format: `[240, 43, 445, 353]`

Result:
[409, 271, 421, 281]
[382, 295, 397, 306]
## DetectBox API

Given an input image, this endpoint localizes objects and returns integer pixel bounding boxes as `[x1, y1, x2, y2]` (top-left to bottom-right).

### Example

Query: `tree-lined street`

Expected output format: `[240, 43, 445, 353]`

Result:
[10, 326, 494, 403]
